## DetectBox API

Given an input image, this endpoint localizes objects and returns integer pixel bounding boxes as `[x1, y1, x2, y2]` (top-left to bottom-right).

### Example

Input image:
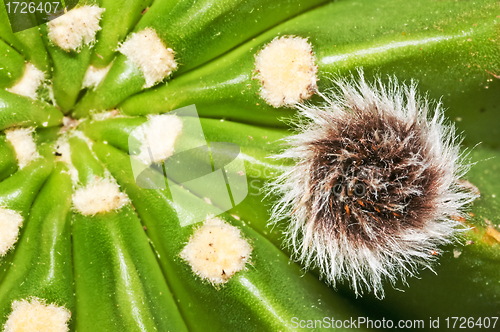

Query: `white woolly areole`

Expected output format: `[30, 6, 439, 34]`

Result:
[180, 216, 252, 285]
[0, 208, 23, 257]
[134, 114, 183, 164]
[254, 36, 318, 107]
[48, 5, 105, 51]
[5, 127, 39, 169]
[82, 64, 111, 90]
[268, 71, 477, 298]
[4, 297, 70, 332]
[7, 63, 45, 99]
[72, 178, 130, 216]
[118, 28, 177, 88]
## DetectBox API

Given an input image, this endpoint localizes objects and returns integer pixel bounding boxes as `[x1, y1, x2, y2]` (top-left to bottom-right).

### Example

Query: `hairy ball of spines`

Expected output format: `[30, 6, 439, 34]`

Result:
[268, 72, 477, 298]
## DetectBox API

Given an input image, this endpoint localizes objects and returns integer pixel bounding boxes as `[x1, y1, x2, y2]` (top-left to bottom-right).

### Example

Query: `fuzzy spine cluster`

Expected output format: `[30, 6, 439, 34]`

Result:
[254, 36, 318, 108]
[268, 72, 476, 298]
[47, 5, 105, 51]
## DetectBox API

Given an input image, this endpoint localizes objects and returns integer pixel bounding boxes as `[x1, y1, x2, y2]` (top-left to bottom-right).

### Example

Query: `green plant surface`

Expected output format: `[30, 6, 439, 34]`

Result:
[72, 0, 331, 117]
[69, 136, 189, 331]
[0, 4, 50, 73]
[79, 115, 290, 245]
[37, 0, 98, 112]
[119, 0, 500, 133]
[0, 0, 499, 331]
[90, 0, 155, 68]
[0, 157, 54, 283]
[0, 134, 17, 182]
[0, 89, 64, 130]
[0, 163, 75, 329]
[0, 3, 51, 73]
[0, 40, 25, 89]
[93, 141, 371, 332]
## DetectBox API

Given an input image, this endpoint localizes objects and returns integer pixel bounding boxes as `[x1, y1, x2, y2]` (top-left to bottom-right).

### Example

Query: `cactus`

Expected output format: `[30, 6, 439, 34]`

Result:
[0, 0, 499, 331]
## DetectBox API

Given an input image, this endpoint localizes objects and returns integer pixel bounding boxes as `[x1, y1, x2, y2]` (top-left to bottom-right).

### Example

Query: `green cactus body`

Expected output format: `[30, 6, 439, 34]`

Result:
[0, 89, 64, 130]
[0, 0, 499, 330]
[119, 0, 500, 132]
[0, 163, 75, 329]
[93, 141, 371, 331]
[0, 40, 25, 89]
[71, 0, 332, 118]
[0, 3, 50, 73]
